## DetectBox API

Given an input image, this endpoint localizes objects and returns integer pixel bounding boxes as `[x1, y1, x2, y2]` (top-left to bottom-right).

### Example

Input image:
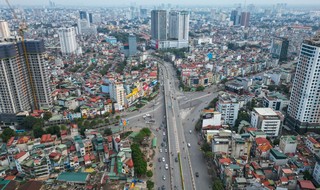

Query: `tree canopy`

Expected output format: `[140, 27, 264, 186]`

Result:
[131, 143, 147, 176]
[22, 116, 43, 129]
[1, 128, 16, 143]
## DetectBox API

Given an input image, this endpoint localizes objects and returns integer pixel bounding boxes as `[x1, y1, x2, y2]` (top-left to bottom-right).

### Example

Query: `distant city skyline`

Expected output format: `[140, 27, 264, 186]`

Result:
[3, 0, 320, 7]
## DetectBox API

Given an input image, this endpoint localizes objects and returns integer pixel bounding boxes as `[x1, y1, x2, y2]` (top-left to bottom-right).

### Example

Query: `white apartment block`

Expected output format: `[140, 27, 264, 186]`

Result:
[251, 108, 283, 137]
[287, 33, 320, 132]
[0, 20, 10, 39]
[58, 27, 78, 54]
[109, 81, 126, 111]
[217, 92, 240, 126]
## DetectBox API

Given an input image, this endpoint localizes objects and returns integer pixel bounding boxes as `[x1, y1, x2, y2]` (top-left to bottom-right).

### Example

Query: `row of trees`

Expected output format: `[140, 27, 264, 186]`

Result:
[131, 143, 147, 176]
[33, 125, 65, 138]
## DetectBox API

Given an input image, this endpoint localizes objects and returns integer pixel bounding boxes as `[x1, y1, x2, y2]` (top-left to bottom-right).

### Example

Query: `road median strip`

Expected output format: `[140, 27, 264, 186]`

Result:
[178, 152, 185, 190]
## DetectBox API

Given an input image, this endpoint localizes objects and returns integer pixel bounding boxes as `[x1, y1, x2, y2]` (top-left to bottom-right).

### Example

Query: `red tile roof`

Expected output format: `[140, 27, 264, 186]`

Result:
[84, 155, 90, 162]
[299, 180, 316, 190]
[126, 159, 134, 168]
[14, 151, 27, 160]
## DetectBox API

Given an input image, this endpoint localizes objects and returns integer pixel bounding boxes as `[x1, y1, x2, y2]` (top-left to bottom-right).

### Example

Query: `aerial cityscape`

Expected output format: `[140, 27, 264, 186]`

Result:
[0, 0, 320, 190]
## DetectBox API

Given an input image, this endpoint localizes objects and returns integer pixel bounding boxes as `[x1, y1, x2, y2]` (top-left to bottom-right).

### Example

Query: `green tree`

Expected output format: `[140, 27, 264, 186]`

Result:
[196, 85, 205, 91]
[1, 128, 16, 142]
[303, 170, 313, 180]
[84, 120, 90, 127]
[273, 139, 280, 146]
[131, 143, 147, 176]
[141, 128, 151, 136]
[46, 126, 61, 137]
[60, 125, 67, 130]
[33, 126, 45, 138]
[201, 142, 211, 152]
[115, 115, 121, 120]
[43, 112, 52, 121]
[234, 111, 250, 132]
[212, 179, 224, 190]
[104, 118, 109, 124]
[22, 116, 43, 129]
[146, 170, 153, 178]
[146, 180, 154, 190]
[90, 120, 97, 126]
[204, 151, 214, 161]
[104, 128, 112, 136]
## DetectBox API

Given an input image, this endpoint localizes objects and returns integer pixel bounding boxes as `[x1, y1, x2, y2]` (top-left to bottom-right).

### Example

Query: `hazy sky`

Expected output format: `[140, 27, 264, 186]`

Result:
[4, 0, 320, 6]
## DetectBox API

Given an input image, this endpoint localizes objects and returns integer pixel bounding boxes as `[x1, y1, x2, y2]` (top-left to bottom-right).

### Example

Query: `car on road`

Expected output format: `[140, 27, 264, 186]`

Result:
[195, 172, 199, 177]
[189, 130, 192, 134]
[163, 132, 166, 136]
[165, 149, 167, 153]
[158, 158, 161, 162]
[161, 143, 165, 147]
[159, 149, 162, 153]
[162, 175, 166, 180]
[161, 185, 165, 190]
[143, 114, 151, 119]
[162, 157, 165, 162]
[175, 157, 178, 162]
[165, 164, 168, 170]
[187, 143, 191, 147]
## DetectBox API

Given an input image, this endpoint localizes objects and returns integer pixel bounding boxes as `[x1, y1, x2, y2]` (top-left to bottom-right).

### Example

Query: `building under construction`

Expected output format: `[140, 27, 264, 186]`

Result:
[0, 38, 52, 124]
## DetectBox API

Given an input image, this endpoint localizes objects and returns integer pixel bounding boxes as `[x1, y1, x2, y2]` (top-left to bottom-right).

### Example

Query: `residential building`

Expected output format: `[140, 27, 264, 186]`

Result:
[0, 40, 52, 116]
[123, 34, 137, 57]
[21, 155, 51, 179]
[313, 153, 320, 185]
[251, 108, 283, 137]
[201, 109, 222, 128]
[168, 11, 189, 42]
[269, 148, 288, 166]
[151, 10, 167, 41]
[305, 135, 320, 155]
[271, 37, 289, 61]
[217, 92, 240, 126]
[262, 92, 290, 111]
[279, 136, 298, 154]
[109, 81, 126, 110]
[0, 20, 10, 39]
[58, 27, 78, 54]
[287, 33, 320, 133]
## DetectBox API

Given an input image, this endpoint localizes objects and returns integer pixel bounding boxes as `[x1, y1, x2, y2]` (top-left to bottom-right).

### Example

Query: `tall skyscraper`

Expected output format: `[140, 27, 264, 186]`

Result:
[151, 10, 167, 41]
[79, 11, 88, 20]
[271, 37, 289, 61]
[0, 20, 10, 39]
[287, 33, 320, 133]
[0, 39, 52, 114]
[168, 11, 189, 41]
[58, 27, 78, 54]
[230, 10, 240, 26]
[128, 34, 137, 57]
[88, 13, 93, 24]
[240, 12, 250, 27]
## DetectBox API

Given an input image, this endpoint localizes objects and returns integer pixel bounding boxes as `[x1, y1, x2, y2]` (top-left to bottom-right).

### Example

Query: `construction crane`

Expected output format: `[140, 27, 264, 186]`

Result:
[5, 0, 39, 110]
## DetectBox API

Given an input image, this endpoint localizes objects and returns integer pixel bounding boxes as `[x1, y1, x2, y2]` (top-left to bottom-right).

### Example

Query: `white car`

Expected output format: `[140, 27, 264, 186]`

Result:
[187, 143, 191, 148]
[162, 157, 165, 162]
[165, 149, 167, 153]
[163, 132, 166, 136]
[189, 130, 192, 134]
[159, 149, 162, 153]
[165, 164, 168, 170]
